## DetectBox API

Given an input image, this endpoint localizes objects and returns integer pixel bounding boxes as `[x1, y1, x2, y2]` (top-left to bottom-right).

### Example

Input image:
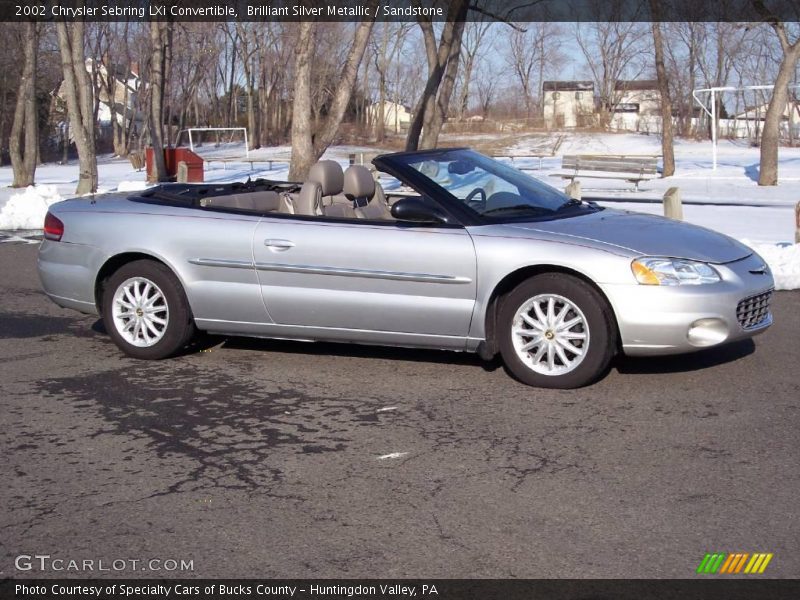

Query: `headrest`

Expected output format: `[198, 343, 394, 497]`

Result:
[343, 165, 375, 201]
[307, 160, 344, 196]
[294, 181, 322, 216]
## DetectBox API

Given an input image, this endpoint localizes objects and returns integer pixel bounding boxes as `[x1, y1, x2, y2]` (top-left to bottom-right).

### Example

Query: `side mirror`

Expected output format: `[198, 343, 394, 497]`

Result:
[390, 197, 448, 224]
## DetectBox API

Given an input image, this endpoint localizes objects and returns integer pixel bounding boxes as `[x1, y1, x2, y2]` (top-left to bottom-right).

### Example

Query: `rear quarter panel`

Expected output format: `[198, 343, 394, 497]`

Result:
[41, 195, 267, 324]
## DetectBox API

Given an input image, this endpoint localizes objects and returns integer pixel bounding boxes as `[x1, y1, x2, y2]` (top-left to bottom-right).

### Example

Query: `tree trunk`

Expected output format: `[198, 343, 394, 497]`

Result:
[650, 15, 675, 177]
[10, 22, 38, 188]
[289, 19, 375, 180]
[420, 18, 465, 149]
[405, 0, 468, 151]
[56, 22, 98, 195]
[149, 21, 171, 182]
[758, 43, 800, 185]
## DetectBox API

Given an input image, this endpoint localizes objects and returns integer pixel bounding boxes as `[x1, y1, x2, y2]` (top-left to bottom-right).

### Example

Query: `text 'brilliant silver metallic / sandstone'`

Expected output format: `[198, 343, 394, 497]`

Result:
[37, 148, 774, 388]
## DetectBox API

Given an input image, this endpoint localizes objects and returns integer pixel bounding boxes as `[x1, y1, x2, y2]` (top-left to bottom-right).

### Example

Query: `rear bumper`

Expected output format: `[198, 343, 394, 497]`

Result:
[38, 240, 102, 315]
[601, 254, 774, 356]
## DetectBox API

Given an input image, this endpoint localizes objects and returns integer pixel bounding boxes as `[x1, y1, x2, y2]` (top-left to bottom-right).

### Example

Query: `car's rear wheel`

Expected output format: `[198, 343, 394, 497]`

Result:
[102, 260, 195, 359]
[498, 273, 616, 389]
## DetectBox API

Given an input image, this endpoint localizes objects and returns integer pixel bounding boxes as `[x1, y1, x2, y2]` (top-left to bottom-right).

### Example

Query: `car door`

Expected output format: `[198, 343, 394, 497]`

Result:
[252, 217, 477, 346]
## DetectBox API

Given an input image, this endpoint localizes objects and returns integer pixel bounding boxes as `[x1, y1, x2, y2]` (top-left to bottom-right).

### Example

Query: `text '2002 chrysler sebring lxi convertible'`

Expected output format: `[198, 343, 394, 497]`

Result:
[38, 149, 774, 388]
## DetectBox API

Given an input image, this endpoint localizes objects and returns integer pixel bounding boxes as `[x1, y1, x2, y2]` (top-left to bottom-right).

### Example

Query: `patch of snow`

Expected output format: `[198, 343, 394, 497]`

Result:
[741, 240, 800, 291]
[116, 180, 151, 192]
[0, 184, 62, 230]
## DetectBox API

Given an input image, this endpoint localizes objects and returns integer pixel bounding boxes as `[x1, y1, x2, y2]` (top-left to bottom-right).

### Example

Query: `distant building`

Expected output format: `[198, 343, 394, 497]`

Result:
[610, 80, 662, 132]
[542, 81, 595, 129]
[368, 100, 411, 134]
[53, 58, 144, 144]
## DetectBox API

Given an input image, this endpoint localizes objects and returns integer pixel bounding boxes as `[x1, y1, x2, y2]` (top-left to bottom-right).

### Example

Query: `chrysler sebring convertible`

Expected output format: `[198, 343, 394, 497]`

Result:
[38, 149, 774, 388]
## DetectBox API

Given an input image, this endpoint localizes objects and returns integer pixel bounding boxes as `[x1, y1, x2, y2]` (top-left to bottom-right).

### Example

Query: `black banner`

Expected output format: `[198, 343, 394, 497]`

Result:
[1, 0, 800, 22]
[3, 580, 800, 600]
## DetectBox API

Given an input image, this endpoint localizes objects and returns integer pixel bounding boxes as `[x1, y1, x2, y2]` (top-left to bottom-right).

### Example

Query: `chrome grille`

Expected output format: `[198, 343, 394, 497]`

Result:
[736, 289, 773, 329]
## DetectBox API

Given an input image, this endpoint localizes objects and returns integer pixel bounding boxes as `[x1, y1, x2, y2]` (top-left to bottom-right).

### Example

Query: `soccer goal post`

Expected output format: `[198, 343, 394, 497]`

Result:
[184, 127, 250, 160]
[692, 84, 800, 170]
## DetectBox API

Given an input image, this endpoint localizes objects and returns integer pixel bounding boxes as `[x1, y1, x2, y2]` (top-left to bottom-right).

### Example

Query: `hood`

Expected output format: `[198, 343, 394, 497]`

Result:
[508, 208, 752, 264]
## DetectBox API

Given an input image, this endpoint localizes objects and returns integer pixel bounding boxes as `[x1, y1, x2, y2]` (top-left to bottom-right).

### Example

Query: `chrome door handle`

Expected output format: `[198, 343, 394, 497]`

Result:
[264, 239, 295, 250]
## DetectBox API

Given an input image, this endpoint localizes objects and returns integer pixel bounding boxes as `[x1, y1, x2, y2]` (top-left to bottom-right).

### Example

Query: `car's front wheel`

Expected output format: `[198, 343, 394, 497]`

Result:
[102, 260, 195, 359]
[498, 273, 617, 389]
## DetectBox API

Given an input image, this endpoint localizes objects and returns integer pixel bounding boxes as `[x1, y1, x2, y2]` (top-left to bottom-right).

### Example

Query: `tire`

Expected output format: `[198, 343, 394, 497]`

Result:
[498, 273, 617, 389]
[101, 259, 195, 360]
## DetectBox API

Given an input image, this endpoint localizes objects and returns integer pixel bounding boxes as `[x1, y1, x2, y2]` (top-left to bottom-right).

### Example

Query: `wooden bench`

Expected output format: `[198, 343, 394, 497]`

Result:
[551, 154, 660, 191]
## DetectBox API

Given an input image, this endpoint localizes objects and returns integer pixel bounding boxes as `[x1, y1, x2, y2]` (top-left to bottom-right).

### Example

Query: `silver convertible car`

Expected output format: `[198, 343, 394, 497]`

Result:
[38, 148, 774, 388]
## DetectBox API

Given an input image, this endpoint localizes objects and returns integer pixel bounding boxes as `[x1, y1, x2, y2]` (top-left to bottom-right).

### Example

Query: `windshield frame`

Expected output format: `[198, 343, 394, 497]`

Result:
[374, 148, 600, 225]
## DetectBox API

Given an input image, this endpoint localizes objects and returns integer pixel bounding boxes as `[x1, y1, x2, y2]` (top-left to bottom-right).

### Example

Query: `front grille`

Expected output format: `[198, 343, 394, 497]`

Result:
[736, 289, 773, 329]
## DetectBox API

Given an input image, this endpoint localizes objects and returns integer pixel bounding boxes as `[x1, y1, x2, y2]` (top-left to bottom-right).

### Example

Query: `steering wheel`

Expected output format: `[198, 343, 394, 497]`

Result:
[464, 187, 487, 211]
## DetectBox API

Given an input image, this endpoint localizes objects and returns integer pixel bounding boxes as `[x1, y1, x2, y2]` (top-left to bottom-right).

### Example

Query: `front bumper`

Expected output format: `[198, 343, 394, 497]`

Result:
[601, 253, 774, 356]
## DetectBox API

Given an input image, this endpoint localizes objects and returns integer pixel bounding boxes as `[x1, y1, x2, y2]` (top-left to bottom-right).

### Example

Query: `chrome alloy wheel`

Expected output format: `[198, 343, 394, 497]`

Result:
[111, 277, 170, 347]
[511, 293, 590, 376]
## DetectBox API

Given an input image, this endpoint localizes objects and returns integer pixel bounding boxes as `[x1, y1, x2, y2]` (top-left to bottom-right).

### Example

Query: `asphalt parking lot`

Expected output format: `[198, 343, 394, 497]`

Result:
[1, 240, 798, 579]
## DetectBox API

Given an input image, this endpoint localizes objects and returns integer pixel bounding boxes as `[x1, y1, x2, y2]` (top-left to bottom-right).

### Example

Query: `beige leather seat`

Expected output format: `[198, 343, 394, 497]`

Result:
[280, 181, 323, 216]
[344, 165, 392, 220]
[306, 160, 358, 218]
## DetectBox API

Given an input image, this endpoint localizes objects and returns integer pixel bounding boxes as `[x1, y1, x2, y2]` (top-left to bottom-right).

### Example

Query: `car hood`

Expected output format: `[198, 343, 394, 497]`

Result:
[507, 208, 752, 264]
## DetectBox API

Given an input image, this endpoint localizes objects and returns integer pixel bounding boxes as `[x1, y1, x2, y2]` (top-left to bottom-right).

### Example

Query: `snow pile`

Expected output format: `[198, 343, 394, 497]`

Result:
[116, 180, 150, 192]
[741, 240, 800, 291]
[0, 184, 62, 230]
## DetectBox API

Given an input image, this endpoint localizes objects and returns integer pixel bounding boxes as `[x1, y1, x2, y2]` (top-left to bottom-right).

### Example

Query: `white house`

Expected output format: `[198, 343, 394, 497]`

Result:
[368, 100, 411, 134]
[542, 81, 595, 129]
[610, 80, 662, 132]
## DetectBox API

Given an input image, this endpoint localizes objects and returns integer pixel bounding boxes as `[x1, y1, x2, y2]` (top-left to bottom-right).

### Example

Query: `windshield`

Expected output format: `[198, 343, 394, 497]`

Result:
[390, 149, 586, 220]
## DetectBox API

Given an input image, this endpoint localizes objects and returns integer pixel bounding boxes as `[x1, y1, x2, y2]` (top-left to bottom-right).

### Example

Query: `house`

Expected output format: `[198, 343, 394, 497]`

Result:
[54, 58, 143, 130]
[542, 81, 595, 129]
[610, 80, 662, 132]
[723, 100, 800, 139]
[367, 100, 411, 134]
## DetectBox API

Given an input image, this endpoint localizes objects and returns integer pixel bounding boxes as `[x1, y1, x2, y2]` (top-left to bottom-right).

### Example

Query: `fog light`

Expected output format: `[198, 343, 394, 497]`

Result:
[687, 318, 729, 347]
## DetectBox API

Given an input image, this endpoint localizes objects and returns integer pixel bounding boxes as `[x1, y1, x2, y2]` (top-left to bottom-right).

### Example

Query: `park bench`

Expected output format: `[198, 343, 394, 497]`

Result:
[551, 154, 660, 191]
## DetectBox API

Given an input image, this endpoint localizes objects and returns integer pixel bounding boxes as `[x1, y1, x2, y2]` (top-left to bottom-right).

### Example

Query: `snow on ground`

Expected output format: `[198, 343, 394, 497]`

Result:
[0, 133, 797, 288]
[0, 184, 62, 230]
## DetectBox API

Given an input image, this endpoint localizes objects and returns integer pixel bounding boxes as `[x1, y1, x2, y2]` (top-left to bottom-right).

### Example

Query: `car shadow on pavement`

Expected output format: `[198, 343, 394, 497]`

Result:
[613, 339, 755, 374]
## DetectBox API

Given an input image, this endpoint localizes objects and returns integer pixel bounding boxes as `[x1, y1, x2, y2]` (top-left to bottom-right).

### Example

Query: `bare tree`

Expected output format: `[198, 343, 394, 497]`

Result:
[371, 22, 414, 140]
[9, 22, 39, 187]
[650, 4, 675, 176]
[504, 23, 562, 120]
[752, 3, 800, 185]
[289, 19, 375, 180]
[405, 0, 469, 151]
[576, 20, 648, 128]
[149, 20, 173, 182]
[56, 21, 98, 194]
[456, 18, 493, 119]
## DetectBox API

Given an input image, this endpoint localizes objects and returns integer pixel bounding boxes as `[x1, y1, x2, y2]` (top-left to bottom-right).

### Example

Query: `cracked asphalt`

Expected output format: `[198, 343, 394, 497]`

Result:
[0, 241, 798, 579]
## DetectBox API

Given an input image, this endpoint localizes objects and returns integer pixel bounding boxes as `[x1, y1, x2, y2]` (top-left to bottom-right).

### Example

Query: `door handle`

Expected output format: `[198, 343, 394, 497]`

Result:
[264, 239, 295, 251]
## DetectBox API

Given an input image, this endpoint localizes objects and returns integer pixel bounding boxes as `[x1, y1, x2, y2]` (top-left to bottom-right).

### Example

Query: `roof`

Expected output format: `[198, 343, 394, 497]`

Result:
[615, 80, 659, 91]
[542, 81, 594, 92]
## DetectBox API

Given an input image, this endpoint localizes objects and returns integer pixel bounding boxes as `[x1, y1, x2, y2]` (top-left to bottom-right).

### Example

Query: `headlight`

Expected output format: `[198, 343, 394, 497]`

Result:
[631, 258, 721, 285]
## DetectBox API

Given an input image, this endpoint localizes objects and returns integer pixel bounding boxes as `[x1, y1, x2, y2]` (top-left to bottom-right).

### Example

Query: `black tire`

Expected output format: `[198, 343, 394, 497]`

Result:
[101, 259, 195, 360]
[498, 273, 617, 389]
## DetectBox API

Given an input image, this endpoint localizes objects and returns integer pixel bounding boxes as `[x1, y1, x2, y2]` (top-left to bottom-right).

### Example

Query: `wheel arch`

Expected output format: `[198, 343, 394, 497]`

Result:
[94, 252, 181, 314]
[479, 264, 620, 360]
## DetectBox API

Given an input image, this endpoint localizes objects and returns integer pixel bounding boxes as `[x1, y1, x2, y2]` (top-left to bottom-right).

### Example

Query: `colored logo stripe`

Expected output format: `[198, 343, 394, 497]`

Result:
[697, 552, 773, 574]
[744, 553, 773, 574]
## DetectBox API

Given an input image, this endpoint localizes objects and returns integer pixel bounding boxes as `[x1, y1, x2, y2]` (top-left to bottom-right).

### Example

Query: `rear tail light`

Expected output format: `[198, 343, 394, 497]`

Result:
[43, 212, 64, 241]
